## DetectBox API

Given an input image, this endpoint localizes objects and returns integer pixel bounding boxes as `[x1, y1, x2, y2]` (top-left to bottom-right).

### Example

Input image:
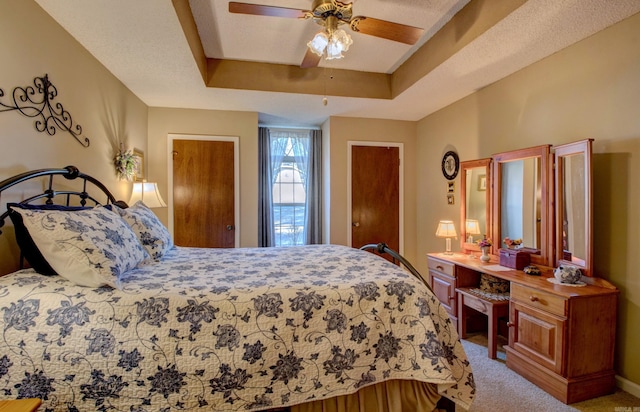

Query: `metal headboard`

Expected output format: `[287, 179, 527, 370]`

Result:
[359, 242, 433, 293]
[0, 165, 125, 235]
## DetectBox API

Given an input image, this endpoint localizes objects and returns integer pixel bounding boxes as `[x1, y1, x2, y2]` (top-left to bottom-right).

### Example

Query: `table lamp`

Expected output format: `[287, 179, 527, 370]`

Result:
[435, 220, 457, 254]
[129, 182, 167, 208]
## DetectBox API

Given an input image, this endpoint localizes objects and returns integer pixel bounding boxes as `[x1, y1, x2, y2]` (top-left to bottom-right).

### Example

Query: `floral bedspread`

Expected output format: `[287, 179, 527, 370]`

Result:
[0, 245, 475, 411]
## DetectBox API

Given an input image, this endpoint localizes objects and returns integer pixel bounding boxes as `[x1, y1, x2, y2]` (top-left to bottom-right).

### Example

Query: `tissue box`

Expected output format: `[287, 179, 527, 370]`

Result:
[499, 248, 530, 270]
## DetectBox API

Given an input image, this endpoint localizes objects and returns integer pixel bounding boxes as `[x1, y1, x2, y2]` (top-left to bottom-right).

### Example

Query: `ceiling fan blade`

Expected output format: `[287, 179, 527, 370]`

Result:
[229, 2, 308, 19]
[300, 49, 321, 69]
[350, 16, 424, 45]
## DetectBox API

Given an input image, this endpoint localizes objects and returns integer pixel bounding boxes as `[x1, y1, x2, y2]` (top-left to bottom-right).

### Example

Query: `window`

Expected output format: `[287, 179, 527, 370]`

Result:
[273, 164, 306, 246]
[259, 127, 322, 247]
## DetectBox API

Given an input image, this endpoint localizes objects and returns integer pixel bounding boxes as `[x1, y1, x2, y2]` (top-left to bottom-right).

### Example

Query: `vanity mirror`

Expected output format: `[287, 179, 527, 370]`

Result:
[555, 139, 593, 277]
[459, 158, 491, 253]
[492, 145, 552, 265]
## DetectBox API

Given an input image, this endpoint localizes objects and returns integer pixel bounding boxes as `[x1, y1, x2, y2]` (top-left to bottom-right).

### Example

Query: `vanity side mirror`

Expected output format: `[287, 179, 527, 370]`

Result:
[554, 139, 593, 277]
[460, 158, 492, 253]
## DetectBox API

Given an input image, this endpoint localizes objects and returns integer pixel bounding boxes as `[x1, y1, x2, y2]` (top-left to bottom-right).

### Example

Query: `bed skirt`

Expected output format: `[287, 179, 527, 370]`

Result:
[288, 380, 441, 412]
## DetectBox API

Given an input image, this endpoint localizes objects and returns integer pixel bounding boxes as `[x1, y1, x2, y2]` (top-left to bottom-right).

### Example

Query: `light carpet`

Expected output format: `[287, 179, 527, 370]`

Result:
[459, 334, 640, 411]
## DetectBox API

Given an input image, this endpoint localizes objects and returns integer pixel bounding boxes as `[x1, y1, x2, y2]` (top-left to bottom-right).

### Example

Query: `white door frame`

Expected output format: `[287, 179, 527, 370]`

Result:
[167, 134, 240, 247]
[347, 141, 404, 254]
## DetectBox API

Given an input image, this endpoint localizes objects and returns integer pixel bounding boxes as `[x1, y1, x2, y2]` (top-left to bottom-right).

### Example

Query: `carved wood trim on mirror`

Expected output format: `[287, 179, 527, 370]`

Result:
[459, 158, 491, 254]
[491, 145, 552, 266]
[554, 139, 593, 277]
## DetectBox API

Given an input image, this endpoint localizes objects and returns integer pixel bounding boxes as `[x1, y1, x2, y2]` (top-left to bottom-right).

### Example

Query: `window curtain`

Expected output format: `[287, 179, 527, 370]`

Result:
[258, 127, 274, 247]
[304, 129, 323, 244]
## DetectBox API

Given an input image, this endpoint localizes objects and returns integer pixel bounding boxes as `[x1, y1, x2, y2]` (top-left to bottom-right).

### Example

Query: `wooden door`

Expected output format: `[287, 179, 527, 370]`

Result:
[172, 139, 235, 248]
[351, 145, 400, 252]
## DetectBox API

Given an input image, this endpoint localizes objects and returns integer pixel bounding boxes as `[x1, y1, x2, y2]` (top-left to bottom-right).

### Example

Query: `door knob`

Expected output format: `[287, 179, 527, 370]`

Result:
[226, 225, 234, 231]
[352, 222, 360, 227]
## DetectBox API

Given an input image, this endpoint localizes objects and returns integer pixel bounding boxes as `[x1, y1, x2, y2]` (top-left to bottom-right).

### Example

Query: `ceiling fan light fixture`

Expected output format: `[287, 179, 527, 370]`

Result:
[316, 28, 352, 61]
[229, 1, 425, 69]
[308, 31, 329, 57]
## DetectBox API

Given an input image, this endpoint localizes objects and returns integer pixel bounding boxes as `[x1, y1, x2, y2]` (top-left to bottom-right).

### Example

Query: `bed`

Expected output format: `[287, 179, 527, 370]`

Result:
[0, 166, 475, 411]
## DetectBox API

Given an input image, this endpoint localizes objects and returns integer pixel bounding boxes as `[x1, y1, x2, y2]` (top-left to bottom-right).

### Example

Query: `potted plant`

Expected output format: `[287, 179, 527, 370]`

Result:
[477, 236, 492, 262]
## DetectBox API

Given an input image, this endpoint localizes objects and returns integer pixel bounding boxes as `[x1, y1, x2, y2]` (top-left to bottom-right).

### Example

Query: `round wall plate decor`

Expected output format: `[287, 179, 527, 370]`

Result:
[441, 151, 459, 180]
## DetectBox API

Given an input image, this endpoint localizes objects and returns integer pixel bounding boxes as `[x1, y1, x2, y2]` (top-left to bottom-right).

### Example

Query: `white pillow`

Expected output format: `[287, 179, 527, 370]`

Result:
[11, 205, 149, 288]
[111, 201, 173, 260]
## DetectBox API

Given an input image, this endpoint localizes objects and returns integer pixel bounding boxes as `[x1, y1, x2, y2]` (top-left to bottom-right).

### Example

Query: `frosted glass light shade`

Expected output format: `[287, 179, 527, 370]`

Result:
[129, 182, 167, 208]
[325, 29, 352, 60]
[308, 32, 329, 57]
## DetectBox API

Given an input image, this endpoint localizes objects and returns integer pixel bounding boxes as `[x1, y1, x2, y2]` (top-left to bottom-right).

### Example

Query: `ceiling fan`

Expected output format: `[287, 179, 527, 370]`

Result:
[229, 1, 425, 68]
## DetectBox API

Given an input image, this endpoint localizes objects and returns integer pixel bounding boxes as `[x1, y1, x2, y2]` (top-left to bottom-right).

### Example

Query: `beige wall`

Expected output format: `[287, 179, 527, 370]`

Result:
[416, 12, 640, 386]
[147, 108, 259, 247]
[145, 111, 417, 256]
[327, 116, 418, 265]
[0, 0, 148, 274]
[3, 0, 639, 392]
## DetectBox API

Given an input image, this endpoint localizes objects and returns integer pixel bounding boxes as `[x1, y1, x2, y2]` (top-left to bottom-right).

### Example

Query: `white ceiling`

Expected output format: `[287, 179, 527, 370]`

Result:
[35, 0, 640, 127]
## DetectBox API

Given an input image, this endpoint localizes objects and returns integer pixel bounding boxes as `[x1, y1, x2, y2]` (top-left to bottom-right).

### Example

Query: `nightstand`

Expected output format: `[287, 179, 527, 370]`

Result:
[0, 399, 41, 412]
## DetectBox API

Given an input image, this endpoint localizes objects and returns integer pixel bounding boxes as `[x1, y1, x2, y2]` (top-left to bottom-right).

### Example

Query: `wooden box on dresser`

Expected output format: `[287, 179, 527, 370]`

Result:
[427, 252, 619, 404]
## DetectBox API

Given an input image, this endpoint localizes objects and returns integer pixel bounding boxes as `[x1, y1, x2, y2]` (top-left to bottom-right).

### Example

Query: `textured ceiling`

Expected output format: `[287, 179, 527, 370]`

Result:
[35, 0, 640, 127]
[191, 0, 468, 73]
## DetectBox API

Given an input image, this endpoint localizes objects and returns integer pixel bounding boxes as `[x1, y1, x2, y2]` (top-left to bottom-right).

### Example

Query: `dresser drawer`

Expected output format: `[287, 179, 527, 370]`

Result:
[510, 283, 567, 317]
[427, 257, 455, 277]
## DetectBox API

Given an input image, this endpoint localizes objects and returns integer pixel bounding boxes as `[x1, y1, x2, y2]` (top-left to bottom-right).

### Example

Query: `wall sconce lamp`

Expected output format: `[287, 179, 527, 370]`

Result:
[465, 219, 481, 242]
[129, 182, 166, 208]
[435, 220, 457, 255]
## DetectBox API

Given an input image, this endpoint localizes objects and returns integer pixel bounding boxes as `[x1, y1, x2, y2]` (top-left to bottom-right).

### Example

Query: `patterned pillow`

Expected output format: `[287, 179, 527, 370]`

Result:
[8, 203, 91, 276]
[9, 205, 149, 288]
[111, 201, 173, 260]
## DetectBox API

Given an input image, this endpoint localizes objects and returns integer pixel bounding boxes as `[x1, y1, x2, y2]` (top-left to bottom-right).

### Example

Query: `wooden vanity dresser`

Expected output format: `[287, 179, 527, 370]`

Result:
[446, 139, 617, 403]
[427, 252, 618, 404]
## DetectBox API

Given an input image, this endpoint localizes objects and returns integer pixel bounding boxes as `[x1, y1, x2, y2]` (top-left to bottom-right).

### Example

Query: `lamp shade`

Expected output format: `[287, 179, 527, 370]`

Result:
[129, 182, 166, 208]
[325, 28, 352, 60]
[436, 220, 457, 255]
[435, 220, 457, 238]
[465, 219, 481, 235]
[307, 31, 329, 56]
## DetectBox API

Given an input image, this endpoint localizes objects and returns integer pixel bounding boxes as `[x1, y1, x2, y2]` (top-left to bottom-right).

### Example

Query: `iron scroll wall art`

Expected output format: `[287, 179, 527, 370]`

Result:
[0, 74, 90, 147]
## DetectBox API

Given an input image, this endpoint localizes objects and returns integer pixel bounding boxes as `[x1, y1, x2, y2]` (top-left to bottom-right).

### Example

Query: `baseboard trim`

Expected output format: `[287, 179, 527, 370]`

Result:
[616, 375, 640, 398]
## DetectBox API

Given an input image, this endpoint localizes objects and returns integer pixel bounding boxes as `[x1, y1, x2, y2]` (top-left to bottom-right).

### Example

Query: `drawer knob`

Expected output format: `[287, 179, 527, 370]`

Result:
[507, 322, 515, 327]
[529, 296, 539, 302]
[436, 265, 444, 270]
[448, 295, 455, 300]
